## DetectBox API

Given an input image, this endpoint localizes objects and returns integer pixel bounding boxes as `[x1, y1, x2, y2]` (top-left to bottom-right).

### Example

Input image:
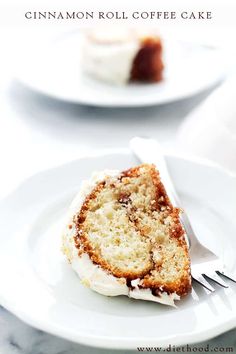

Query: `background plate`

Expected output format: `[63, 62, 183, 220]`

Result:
[0, 151, 236, 349]
[16, 31, 228, 106]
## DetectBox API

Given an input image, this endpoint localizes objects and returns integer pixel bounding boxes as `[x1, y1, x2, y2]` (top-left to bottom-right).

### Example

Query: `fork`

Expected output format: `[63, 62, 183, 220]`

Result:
[130, 136, 236, 292]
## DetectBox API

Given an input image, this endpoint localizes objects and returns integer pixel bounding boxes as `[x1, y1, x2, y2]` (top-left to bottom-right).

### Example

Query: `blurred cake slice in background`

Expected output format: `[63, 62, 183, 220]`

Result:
[81, 27, 164, 85]
[62, 164, 191, 306]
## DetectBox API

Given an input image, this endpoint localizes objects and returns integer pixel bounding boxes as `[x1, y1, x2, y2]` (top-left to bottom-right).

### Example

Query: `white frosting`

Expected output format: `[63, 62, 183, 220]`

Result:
[62, 169, 180, 307]
[71, 253, 129, 296]
[130, 289, 179, 307]
[81, 28, 140, 85]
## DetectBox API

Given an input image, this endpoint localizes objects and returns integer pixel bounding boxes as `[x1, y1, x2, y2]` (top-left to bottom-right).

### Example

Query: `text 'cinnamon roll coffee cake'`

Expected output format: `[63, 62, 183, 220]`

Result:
[62, 164, 191, 306]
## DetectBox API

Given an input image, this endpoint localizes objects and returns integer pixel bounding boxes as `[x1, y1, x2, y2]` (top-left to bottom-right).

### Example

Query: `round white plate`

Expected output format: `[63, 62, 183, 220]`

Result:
[16, 31, 228, 107]
[0, 151, 236, 349]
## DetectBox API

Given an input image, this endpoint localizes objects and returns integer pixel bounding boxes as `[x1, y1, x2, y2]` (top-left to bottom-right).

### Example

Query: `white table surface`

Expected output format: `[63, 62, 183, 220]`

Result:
[0, 25, 236, 353]
[0, 77, 218, 200]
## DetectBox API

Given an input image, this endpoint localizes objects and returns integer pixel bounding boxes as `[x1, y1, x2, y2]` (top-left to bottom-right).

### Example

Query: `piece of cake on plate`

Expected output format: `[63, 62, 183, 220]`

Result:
[81, 28, 164, 85]
[62, 164, 191, 306]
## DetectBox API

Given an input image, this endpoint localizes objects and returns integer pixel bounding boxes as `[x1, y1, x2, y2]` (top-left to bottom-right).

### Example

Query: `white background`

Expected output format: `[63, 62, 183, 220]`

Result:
[0, 1, 236, 353]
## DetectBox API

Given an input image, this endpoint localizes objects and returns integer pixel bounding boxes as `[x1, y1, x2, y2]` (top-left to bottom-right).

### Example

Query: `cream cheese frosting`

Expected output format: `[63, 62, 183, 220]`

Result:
[81, 28, 140, 85]
[62, 169, 180, 307]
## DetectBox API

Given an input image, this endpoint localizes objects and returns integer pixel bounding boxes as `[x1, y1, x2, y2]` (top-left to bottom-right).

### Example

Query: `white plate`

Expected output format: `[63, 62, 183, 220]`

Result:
[0, 150, 236, 349]
[16, 31, 227, 107]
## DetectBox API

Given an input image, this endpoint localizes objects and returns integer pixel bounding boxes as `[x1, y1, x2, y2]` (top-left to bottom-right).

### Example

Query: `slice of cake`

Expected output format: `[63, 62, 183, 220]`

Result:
[81, 28, 164, 85]
[62, 164, 191, 306]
